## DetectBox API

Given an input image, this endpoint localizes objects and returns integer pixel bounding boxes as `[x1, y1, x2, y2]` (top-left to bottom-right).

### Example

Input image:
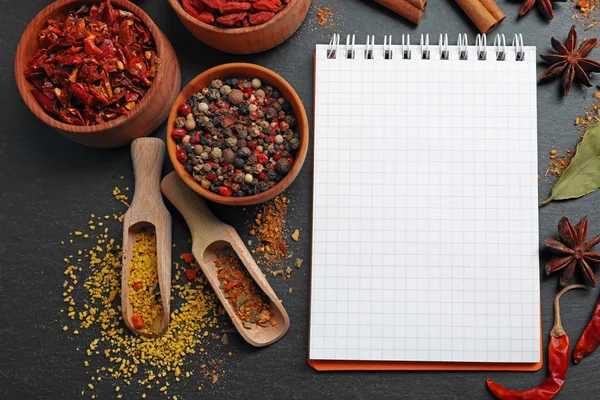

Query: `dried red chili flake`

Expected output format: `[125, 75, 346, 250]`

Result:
[181, 0, 286, 27]
[181, 253, 195, 263]
[24, 0, 160, 126]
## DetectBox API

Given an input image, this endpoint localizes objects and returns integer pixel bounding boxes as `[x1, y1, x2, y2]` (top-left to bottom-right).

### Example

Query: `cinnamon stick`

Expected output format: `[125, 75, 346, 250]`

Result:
[479, 0, 506, 23]
[405, 0, 428, 9]
[373, 0, 426, 24]
[454, 0, 503, 33]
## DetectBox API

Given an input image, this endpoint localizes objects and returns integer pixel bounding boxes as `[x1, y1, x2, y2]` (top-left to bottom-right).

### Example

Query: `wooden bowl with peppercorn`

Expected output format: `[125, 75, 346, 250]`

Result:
[167, 63, 308, 206]
[14, 0, 181, 148]
[167, 0, 311, 54]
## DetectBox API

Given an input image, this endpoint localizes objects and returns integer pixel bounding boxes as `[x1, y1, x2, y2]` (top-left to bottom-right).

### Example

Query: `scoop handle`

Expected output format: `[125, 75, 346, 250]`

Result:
[160, 172, 228, 248]
[131, 138, 165, 207]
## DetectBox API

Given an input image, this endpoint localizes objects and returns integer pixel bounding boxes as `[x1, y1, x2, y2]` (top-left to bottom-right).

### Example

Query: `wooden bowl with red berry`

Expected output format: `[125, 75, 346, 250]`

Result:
[15, 0, 181, 148]
[166, 63, 309, 206]
[167, 0, 311, 54]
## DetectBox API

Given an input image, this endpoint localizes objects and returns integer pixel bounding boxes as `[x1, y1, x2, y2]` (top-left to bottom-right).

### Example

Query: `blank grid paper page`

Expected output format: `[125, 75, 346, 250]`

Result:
[310, 43, 540, 363]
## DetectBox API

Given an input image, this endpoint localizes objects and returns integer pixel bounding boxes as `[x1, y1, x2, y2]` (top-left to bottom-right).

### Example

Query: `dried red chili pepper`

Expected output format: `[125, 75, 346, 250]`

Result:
[24, 0, 159, 126]
[31, 88, 58, 115]
[486, 284, 586, 400]
[573, 294, 600, 363]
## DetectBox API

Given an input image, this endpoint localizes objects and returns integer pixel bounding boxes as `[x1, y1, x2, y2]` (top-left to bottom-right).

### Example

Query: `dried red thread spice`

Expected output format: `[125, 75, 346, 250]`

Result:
[574, 294, 600, 363]
[24, 0, 160, 125]
[486, 284, 586, 400]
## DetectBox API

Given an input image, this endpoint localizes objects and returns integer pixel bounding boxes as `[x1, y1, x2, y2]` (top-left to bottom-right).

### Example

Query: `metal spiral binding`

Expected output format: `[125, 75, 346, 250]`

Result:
[327, 33, 339, 59]
[458, 33, 468, 60]
[365, 35, 375, 59]
[420, 34, 430, 60]
[439, 34, 449, 60]
[475, 34, 487, 60]
[513, 33, 524, 61]
[325, 33, 525, 61]
[346, 34, 356, 59]
[384, 35, 393, 59]
[402, 34, 411, 59]
[494, 34, 506, 61]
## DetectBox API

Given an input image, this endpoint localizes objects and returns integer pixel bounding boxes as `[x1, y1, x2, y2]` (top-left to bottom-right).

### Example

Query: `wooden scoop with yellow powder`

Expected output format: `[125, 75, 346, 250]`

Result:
[121, 138, 172, 337]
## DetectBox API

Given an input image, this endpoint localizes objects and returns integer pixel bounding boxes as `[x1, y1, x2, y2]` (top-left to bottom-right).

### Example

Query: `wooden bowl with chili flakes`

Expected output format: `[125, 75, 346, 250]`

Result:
[14, 0, 181, 148]
[166, 63, 309, 206]
[167, 0, 311, 54]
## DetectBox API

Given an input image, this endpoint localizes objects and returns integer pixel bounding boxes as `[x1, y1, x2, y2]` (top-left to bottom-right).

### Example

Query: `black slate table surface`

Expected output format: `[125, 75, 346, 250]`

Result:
[2, 0, 600, 399]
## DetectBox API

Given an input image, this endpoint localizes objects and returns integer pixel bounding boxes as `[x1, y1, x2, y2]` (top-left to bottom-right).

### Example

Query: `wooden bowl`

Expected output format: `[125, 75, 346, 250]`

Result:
[167, 0, 311, 54]
[14, 0, 181, 148]
[167, 63, 309, 206]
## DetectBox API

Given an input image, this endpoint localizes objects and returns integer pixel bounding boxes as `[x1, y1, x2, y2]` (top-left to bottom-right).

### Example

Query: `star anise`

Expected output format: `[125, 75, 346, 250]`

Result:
[545, 216, 600, 287]
[540, 25, 600, 96]
[519, 0, 558, 19]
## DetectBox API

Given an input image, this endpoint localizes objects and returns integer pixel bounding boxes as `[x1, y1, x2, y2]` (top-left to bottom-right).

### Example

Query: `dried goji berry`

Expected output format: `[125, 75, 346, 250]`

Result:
[197, 11, 215, 24]
[220, 2, 252, 14]
[201, 0, 223, 9]
[191, 0, 207, 10]
[182, 0, 201, 18]
[252, 0, 279, 12]
[249, 11, 274, 25]
[216, 12, 247, 25]
[242, 16, 250, 27]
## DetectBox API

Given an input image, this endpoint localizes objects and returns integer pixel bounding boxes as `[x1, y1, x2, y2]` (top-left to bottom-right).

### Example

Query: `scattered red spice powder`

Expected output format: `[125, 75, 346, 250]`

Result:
[572, 0, 599, 30]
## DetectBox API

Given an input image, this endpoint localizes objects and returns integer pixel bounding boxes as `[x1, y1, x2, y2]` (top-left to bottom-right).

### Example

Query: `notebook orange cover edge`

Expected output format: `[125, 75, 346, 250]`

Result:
[308, 51, 543, 372]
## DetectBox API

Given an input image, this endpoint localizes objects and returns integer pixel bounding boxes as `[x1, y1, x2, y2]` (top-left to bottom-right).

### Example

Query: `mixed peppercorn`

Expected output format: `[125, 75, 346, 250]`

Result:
[214, 248, 274, 328]
[181, 0, 290, 28]
[172, 77, 300, 197]
[24, 0, 160, 125]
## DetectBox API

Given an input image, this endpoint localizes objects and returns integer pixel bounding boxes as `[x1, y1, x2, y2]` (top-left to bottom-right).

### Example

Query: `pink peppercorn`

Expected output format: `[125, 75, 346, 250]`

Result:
[256, 153, 268, 164]
[178, 103, 191, 116]
[218, 187, 232, 196]
[172, 128, 187, 139]
[176, 148, 187, 163]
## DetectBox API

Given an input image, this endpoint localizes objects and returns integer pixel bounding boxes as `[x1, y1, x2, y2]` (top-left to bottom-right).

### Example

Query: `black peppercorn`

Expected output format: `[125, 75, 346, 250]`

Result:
[233, 157, 245, 169]
[275, 158, 291, 174]
[238, 147, 252, 158]
[266, 170, 278, 181]
[238, 103, 249, 115]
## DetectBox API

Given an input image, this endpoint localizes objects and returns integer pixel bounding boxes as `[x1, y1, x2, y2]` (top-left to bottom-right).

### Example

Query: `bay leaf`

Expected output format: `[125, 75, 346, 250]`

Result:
[542, 124, 600, 205]
[236, 295, 247, 308]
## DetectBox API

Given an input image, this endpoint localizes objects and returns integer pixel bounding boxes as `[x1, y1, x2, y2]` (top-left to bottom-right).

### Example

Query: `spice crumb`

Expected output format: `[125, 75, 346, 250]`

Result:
[291, 229, 300, 241]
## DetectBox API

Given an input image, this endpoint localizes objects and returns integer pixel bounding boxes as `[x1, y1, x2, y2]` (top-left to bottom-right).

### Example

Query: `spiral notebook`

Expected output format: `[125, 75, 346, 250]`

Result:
[310, 34, 540, 371]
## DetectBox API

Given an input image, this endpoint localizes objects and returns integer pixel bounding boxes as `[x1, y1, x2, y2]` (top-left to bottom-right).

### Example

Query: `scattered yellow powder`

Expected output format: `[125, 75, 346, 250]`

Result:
[59, 181, 230, 398]
[128, 229, 162, 335]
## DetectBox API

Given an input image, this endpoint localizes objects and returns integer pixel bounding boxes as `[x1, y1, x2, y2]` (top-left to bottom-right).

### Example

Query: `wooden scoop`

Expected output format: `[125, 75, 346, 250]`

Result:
[121, 138, 172, 337]
[160, 172, 290, 347]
